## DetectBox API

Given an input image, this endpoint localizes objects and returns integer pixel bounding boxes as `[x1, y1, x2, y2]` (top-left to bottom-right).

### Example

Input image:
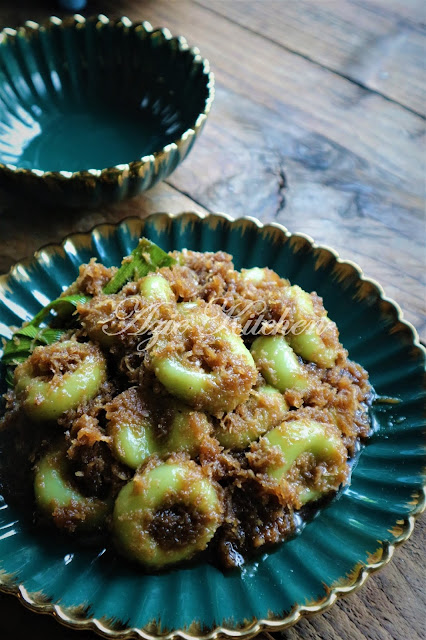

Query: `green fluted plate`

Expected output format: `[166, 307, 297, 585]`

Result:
[0, 16, 213, 208]
[0, 212, 424, 639]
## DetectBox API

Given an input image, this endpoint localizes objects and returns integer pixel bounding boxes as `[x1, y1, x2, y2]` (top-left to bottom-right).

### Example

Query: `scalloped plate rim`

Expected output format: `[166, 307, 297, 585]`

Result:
[0, 211, 424, 640]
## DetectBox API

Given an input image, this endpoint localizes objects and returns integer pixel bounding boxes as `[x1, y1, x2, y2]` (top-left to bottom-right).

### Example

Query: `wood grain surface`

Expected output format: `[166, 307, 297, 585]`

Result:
[0, 1, 424, 639]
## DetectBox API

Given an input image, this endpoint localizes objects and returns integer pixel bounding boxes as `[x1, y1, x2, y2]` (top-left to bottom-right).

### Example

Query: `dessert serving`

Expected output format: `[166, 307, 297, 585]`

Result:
[1, 235, 372, 570]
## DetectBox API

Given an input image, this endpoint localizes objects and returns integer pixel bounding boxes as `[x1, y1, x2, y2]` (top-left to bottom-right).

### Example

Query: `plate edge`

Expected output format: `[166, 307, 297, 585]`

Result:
[0, 210, 425, 639]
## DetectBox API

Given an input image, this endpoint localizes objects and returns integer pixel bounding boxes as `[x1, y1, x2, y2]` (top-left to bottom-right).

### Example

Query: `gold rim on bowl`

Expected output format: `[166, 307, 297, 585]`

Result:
[0, 16, 215, 186]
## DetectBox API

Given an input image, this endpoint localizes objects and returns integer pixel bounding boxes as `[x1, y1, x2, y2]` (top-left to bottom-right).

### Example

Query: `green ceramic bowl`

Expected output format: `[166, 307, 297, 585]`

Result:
[0, 16, 214, 208]
[0, 213, 424, 638]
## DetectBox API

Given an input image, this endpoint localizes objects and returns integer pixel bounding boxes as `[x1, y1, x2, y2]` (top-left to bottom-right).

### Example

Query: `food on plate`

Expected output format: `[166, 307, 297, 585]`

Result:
[113, 458, 223, 568]
[0, 238, 372, 569]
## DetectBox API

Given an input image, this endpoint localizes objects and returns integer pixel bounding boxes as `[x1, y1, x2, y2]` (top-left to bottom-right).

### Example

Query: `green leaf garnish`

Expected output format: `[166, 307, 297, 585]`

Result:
[2, 326, 67, 387]
[103, 238, 175, 294]
[2, 327, 67, 364]
[30, 294, 91, 327]
[1, 238, 174, 386]
[0, 296, 86, 386]
[5, 367, 15, 388]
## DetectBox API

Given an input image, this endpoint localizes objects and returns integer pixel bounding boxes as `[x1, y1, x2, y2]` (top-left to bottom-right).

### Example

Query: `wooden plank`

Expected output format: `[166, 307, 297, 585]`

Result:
[166, 86, 426, 337]
[351, 0, 426, 26]
[194, 0, 426, 115]
[109, 0, 424, 198]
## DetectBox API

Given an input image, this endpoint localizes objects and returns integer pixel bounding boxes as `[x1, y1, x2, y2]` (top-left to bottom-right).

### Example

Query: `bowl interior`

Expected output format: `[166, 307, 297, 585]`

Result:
[0, 19, 210, 172]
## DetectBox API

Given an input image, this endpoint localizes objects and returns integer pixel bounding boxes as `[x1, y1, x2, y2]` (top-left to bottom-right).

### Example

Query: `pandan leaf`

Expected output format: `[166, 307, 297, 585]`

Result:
[103, 238, 175, 294]
[30, 294, 91, 327]
[2, 326, 67, 387]
[1, 238, 174, 385]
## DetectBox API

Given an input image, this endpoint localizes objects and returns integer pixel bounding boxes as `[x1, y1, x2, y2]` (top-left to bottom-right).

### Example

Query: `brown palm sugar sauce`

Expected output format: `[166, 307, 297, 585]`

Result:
[0, 249, 372, 570]
[148, 503, 208, 551]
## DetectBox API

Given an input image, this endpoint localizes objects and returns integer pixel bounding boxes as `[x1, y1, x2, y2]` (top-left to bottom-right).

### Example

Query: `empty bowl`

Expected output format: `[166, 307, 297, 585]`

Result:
[0, 15, 214, 207]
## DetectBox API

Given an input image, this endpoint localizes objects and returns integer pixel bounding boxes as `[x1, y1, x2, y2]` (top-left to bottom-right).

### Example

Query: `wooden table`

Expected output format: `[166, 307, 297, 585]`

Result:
[0, 1, 424, 639]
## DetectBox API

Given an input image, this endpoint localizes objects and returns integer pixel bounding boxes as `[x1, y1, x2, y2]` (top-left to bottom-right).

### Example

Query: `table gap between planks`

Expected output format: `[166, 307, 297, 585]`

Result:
[0, 2, 424, 640]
